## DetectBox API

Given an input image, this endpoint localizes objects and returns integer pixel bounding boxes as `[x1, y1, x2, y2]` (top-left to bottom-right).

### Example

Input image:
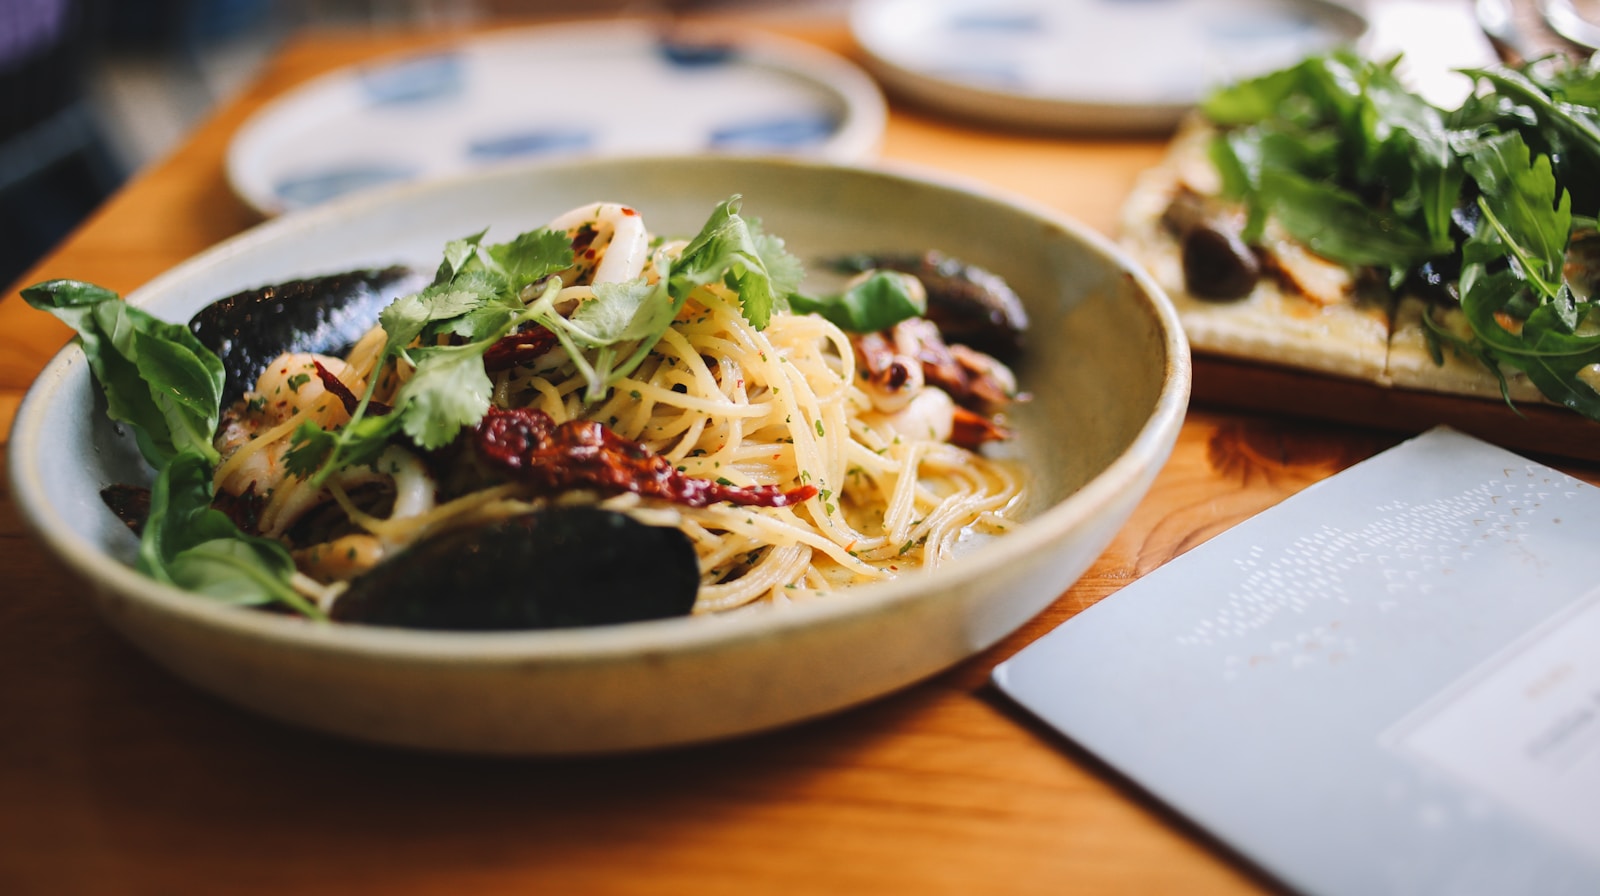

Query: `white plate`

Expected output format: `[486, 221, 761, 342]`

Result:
[226, 21, 887, 216]
[12, 155, 1188, 754]
[850, 0, 1369, 132]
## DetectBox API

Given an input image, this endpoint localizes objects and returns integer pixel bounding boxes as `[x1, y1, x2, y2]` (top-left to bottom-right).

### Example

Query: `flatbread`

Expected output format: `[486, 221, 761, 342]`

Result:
[1121, 118, 1548, 406]
[1120, 119, 1393, 384]
[1387, 296, 1544, 403]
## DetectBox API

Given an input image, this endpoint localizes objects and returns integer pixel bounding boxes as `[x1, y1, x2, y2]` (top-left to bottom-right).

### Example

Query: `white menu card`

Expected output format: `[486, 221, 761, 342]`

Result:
[993, 427, 1600, 895]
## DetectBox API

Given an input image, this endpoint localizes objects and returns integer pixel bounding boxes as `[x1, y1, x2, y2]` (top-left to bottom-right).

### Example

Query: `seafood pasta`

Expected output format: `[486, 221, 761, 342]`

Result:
[27, 197, 1026, 628]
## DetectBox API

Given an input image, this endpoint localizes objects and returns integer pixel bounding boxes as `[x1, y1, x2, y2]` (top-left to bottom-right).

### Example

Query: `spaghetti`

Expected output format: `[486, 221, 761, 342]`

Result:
[212, 199, 1025, 616]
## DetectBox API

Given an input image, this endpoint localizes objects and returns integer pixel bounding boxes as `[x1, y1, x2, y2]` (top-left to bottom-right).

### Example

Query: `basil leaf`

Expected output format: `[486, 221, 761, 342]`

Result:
[1258, 167, 1442, 268]
[138, 450, 319, 617]
[22, 279, 223, 467]
[790, 270, 926, 332]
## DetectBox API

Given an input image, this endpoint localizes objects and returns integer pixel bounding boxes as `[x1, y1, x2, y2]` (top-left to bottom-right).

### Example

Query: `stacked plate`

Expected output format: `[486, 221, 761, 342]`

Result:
[849, 0, 1369, 132]
[227, 21, 888, 216]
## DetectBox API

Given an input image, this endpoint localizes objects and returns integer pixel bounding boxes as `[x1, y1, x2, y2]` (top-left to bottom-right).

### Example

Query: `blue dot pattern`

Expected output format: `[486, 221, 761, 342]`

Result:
[708, 113, 838, 150]
[656, 38, 736, 67]
[468, 130, 595, 161]
[273, 163, 417, 208]
[358, 52, 465, 106]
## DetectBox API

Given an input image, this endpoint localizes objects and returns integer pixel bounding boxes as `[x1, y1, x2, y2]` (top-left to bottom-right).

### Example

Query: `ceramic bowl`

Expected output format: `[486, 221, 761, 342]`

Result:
[9, 156, 1189, 754]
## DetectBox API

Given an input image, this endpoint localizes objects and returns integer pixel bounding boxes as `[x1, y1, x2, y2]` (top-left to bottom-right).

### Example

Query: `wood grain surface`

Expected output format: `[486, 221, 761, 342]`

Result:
[1, 12, 1595, 896]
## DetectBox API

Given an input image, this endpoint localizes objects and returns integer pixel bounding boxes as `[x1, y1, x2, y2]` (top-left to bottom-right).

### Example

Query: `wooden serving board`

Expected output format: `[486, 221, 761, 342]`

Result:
[1193, 353, 1600, 463]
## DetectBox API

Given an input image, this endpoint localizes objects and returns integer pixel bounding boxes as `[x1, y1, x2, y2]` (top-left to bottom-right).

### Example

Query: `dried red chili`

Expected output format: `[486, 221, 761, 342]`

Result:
[474, 407, 818, 509]
[312, 360, 390, 416]
[950, 406, 1011, 449]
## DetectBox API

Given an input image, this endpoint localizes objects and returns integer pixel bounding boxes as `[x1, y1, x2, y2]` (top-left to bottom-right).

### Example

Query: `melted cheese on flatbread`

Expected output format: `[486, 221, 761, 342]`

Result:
[1387, 296, 1546, 403]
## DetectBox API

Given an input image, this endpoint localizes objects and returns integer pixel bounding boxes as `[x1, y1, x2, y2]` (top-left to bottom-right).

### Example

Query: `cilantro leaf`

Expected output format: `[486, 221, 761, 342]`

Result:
[291, 224, 574, 482]
[673, 196, 797, 330]
[395, 342, 495, 449]
[484, 228, 573, 290]
[435, 229, 488, 283]
[568, 277, 672, 345]
[520, 196, 804, 403]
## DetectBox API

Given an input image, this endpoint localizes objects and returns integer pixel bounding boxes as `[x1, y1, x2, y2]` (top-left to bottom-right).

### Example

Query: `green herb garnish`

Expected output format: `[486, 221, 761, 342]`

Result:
[1201, 50, 1600, 418]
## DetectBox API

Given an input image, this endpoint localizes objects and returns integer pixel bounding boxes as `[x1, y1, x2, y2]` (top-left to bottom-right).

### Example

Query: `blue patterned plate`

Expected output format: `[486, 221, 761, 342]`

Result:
[227, 21, 886, 215]
[851, 0, 1367, 132]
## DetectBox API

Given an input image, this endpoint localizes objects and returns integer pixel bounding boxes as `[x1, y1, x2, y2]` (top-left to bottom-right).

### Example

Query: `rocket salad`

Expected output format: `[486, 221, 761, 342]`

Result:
[1200, 49, 1600, 418]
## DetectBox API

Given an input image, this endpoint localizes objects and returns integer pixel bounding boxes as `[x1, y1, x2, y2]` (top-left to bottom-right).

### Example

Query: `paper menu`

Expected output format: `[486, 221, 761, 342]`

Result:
[992, 428, 1600, 895]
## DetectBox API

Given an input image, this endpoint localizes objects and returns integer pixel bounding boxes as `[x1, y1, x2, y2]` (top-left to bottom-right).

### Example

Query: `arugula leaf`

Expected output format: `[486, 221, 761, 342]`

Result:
[1446, 126, 1600, 417]
[1197, 50, 1600, 420]
[790, 270, 926, 332]
[139, 450, 321, 617]
[1466, 66, 1600, 164]
[1207, 52, 1456, 268]
[1462, 131, 1571, 298]
[22, 279, 224, 467]
[1458, 265, 1600, 417]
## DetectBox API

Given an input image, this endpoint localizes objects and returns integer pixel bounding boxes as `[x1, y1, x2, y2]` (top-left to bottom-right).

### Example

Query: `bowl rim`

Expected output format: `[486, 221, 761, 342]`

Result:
[9, 152, 1190, 666]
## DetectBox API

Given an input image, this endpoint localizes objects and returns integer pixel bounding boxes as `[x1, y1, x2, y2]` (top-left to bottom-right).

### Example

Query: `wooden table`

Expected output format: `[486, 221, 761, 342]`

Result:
[1, 14, 1589, 896]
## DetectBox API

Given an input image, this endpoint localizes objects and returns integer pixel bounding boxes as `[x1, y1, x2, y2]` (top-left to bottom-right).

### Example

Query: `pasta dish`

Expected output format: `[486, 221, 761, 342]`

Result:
[26, 197, 1027, 628]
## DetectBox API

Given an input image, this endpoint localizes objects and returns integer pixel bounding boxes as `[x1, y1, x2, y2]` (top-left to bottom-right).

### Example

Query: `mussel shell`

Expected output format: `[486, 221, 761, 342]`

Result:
[189, 266, 427, 405]
[830, 251, 1028, 359]
[329, 506, 701, 631]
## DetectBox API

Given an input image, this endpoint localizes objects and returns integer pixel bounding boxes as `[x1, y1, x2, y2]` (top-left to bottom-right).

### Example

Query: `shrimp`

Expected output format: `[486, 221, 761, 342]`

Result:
[213, 352, 363, 501]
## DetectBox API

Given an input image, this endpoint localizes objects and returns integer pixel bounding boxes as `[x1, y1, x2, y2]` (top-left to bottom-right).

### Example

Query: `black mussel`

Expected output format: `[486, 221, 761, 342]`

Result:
[329, 506, 700, 631]
[829, 251, 1028, 359]
[189, 266, 427, 405]
[100, 484, 151, 535]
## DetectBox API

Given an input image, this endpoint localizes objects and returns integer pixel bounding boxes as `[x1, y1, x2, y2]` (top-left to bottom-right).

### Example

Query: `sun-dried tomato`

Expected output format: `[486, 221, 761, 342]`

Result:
[482, 327, 559, 372]
[474, 407, 817, 509]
